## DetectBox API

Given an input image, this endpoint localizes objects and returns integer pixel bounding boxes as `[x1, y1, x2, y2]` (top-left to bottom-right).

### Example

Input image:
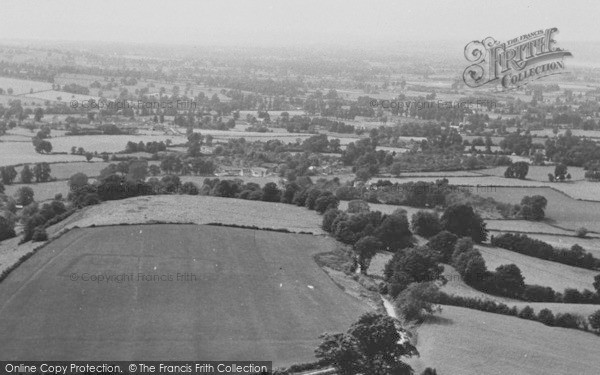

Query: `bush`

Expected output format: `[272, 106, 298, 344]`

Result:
[537, 308, 555, 326]
[589, 310, 600, 331]
[576, 227, 588, 238]
[518, 306, 535, 320]
[411, 211, 442, 238]
[31, 227, 48, 242]
[555, 313, 580, 329]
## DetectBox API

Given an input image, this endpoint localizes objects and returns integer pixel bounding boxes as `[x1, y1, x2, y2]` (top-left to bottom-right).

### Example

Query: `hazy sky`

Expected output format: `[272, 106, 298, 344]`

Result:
[1, 0, 599, 47]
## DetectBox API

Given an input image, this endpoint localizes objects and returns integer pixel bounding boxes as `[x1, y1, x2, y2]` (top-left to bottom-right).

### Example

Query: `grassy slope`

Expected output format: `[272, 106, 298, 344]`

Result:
[0, 224, 371, 365]
[476, 244, 597, 292]
[56, 195, 325, 234]
[408, 305, 600, 375]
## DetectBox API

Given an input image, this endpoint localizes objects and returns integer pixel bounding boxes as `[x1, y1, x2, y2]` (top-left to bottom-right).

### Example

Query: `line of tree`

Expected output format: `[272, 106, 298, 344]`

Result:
[491, 233, 600, 270]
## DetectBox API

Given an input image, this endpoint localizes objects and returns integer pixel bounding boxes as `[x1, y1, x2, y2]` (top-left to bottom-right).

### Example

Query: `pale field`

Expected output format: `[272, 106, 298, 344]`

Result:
[0, 77, 53, 95]
[23, 90, 100, 103]
[475, 244, 597, 292]
[0, 142, 84, 167]
[13, 161, 110, 180]
[407, 305, 600, 375]
[49, 134, 181, 153]
[56, 195, 325, 234]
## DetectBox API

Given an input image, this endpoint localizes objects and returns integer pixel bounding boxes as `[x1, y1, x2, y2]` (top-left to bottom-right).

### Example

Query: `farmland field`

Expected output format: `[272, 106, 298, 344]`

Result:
[58, 195, 326, 234]
[49, 135, 181, 153]
[0, 77, 53, 95]
[0, 224, 371, 365]
[376, 175, 600, 201]
[478, 166, 586, 181]
[4, 181, 70, 202]
[475, 244, 597, 292]
[0, 141, 84, 167]
[407, 305, 600, 375]
[13, 161, 110, 180]
[475, 187, 600, 232]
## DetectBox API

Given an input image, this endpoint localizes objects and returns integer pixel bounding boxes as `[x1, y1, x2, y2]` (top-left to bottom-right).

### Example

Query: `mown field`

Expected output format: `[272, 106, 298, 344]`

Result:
[0, 77, 53, 95]
[407, 305, 600, 375]
[59, 195, 326, 234]
[0, 224, 370, 365]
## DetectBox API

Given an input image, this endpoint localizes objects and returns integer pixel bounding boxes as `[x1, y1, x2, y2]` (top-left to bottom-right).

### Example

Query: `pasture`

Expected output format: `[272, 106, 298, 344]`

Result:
[0, 141, 84, 167]
[476, 244, 597, 292]
[407, 306, 600, 375]
[478, 166, 586, 181]
[0, 224, 370, 365]
[59, 195, 326, 234]
[0, 77, 53, 95]
[476, 187, 600, 232]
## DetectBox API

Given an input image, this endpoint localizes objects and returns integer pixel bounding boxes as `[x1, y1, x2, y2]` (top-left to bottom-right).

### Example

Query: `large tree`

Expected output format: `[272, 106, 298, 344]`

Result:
[440, 204, 487, 243]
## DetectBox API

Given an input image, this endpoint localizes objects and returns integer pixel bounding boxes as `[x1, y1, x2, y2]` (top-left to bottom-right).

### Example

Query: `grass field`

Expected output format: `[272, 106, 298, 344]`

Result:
[0, 77, 53, 95]
[59, 195, 325, 234]
[4, 181, 70, 202]
[12, 161, 109, 180]
[0, 224, 371, 364]
[49, 135, 180, 153]
[476, 187, 600, 232]
[407, 305, 600, 375]
[475, 244, 597, 292]
[377, 175, 600, 202]
[479, 166, 586, 181]
[0, 141, 84, 167]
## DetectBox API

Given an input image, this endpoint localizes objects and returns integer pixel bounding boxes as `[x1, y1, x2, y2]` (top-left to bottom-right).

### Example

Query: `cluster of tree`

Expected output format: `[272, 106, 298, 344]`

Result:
[503, 161, 529, 179]
[518, 195, 547, 220]
[19, 163, 52, 183]
[61, 83, 90, 95]
[301, 134, 341, 153]
[323, 209, 413, 269]
[384, 246, 444, 298]
[491, 233, 600, 270]
[32, 136, 52, 154]
[283, 115, 355, 134]
[0, 166, 18, 185]
[545, 130, 600, 167]
[315, 313, 420, 375]
[124, 140, 168, 154]
[499, 133, 534, 155]
[547, 163, 571, 182]
[159, 155, 217, 176]
[21, 198, 69, 243]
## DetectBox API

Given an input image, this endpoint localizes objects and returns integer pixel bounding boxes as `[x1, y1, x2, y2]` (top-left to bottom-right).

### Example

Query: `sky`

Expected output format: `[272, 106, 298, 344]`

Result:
[0, 0, 599, 47]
